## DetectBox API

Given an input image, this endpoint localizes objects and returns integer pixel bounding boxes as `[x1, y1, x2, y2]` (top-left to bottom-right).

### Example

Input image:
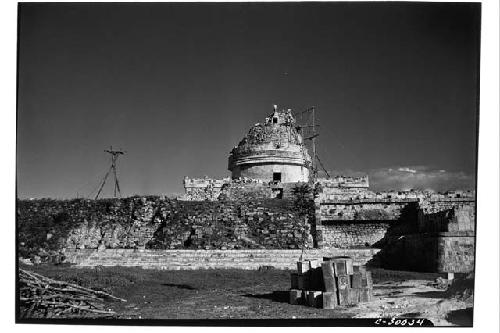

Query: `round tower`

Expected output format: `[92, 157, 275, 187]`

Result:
[228, 106, 312, 183]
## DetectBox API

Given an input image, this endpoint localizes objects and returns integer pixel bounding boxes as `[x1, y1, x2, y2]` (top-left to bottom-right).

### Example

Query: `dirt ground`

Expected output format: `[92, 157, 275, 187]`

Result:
[19, 263, 473, 325]
[352, 279, 473, 326]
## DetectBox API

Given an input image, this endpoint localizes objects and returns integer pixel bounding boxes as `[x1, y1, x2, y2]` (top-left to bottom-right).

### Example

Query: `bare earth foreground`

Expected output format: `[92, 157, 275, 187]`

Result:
[18, 264, 473, 326]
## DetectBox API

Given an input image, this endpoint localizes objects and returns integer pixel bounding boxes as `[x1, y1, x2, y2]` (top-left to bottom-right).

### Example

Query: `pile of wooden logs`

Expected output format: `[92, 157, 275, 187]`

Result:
[19, 269, 126, 318]
[289, 256, 373, 309]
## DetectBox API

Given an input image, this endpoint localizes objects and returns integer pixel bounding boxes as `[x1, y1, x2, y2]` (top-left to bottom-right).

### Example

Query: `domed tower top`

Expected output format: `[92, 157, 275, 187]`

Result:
[228, 105, 312, 183]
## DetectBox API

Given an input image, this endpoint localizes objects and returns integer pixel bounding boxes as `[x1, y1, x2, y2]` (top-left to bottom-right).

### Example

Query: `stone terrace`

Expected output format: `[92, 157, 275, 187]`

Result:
[63, 248, 380, 270]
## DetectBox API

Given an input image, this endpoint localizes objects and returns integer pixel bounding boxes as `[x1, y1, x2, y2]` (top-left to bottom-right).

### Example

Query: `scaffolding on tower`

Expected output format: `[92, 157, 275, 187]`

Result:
[295, 106, 331, 180]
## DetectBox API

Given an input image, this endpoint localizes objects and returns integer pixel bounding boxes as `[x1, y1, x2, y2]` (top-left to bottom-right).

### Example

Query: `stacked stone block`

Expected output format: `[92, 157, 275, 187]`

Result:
[289, 257, 373, 309]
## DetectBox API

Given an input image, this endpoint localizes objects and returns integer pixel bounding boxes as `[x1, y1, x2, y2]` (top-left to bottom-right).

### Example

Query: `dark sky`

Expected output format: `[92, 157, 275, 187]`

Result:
[17, 2, 480, 199]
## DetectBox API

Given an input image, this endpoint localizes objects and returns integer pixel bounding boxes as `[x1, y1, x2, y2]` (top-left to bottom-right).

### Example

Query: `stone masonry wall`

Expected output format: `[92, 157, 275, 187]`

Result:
[180, 178, 304, 202]
[220, 181, 275, 201]
[316, 221, 392, 249]
[181, 177, 228, 201]
[18, 186, 475, 271]
[314, 182, 475, 250]
[384, 232, 475, 273]
[418, 205, 475, 233]
[436, 233, 475, 273]
[373, 205, 475, 273]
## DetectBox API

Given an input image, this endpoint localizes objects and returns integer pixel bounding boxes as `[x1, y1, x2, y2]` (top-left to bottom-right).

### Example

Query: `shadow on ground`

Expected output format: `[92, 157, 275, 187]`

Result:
[376, 285, 413, 290]
[412, 290, 447, 298]
[243, 291, 289, 304]
[161, 283, 197, 290]
[399, 312, 422, 318]
[445, 307, 473, 326]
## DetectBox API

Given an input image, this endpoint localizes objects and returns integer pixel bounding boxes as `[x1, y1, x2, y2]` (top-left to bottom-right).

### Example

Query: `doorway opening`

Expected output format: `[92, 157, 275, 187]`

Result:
[273, 172, 282, 182]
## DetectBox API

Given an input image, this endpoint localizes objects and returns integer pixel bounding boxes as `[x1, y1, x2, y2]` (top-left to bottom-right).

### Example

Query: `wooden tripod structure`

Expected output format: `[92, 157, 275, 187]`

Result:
[94, 146, 125, 199]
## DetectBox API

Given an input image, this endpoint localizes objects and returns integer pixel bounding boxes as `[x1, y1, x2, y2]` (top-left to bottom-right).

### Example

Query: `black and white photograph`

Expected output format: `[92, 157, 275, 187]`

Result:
[11, 0, 499, 328]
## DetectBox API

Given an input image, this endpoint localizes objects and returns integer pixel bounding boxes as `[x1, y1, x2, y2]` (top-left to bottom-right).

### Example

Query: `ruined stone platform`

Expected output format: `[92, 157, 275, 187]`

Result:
[62, 248, 380, 270]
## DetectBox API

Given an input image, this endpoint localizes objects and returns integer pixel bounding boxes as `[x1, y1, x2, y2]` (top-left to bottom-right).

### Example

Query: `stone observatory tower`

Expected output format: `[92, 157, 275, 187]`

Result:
[228, 105, 312, 183]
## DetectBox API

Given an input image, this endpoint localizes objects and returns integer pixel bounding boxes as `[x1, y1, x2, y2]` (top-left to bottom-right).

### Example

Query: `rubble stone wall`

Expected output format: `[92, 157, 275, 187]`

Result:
[17, 197, 313, 259]
[148, 199, 313, 250]
[62, 248, 380, 270]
